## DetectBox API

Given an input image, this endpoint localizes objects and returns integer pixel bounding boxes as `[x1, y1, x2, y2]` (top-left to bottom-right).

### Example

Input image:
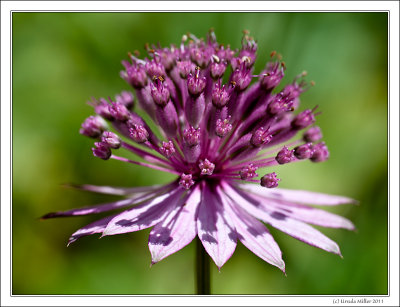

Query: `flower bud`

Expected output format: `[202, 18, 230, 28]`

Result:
[310, 142, 329, 162]
[101, 131, 121, 149]
[129, 124, 149, 143]
[179, 173, 195, 190]
[115, 91, 134, 110]
[303, 126, 322, 143]
[80, 116, 107, 138]
[183, 126, 201, 147]
[92, 142, 111, 160]
[212, 81, 230, 108]
[109, 101, 131, 121]
[199, 159, 215, 175]
[292, 109, 316, 129]
[260, 172, 280, 188]
[294, 143, 313, 159]
[275, 146, 294, 164]
[239, 164, 258, 180]
[150, 79, 170, 107]
[187, 70, 206, 96]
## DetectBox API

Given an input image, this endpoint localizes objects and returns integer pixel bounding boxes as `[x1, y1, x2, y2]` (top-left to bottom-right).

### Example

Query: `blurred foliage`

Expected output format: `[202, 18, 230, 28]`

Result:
[12, 12, 387, 295]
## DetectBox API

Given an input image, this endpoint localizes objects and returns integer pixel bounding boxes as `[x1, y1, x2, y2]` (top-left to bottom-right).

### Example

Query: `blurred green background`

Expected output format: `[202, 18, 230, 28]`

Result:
[12, 12, 388, 295]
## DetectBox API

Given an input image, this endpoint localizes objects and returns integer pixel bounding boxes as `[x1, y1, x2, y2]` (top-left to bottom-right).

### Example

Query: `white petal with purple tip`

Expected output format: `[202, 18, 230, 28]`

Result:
[223, 183, 341, 255]
[102, 188, 183, 236]
[149, 186, 201, 264]
[250, 193, 355, 230]
[239, 183, 357, 206]
[67, 183, 164, 196]
[218, 187, 285, 272]
[68, 215, 116, 246]
[197, 184, 237, 269]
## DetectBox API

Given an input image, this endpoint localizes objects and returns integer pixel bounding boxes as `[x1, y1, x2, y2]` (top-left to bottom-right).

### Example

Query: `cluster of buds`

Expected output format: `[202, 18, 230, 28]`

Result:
[80, 30, 329, 190]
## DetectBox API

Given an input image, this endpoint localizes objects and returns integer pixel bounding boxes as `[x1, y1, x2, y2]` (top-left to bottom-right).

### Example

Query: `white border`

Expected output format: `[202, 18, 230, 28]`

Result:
[1, 1, 399, 306]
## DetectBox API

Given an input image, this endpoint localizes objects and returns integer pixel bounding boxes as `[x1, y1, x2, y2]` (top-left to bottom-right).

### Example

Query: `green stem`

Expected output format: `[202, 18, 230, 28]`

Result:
[196, 238, 210, 295]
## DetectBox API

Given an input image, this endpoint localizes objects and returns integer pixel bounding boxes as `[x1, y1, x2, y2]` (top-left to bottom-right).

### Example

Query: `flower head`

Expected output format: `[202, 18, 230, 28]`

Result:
[43, 31, 356, 271]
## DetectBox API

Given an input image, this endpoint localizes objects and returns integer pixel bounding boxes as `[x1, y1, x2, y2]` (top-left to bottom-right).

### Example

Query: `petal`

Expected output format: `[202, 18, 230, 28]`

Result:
[149, 186, 201, 264]
[197, 183, 237, 269]
[41, 198, 139, 219]
[67, 215, 116, 246]
[64, 183, 165, 196]
[41, 188, 167, 219]
[239, 183, 357, 206]
[217, 187, 285, 272]
[223, 183, 341, 255]
[102, 187, 183, 236]
[250, 193, 355, 230]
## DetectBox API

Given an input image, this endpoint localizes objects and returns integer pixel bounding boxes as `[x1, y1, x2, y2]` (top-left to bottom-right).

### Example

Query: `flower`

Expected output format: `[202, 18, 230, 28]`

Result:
[42, 30, 356, 272]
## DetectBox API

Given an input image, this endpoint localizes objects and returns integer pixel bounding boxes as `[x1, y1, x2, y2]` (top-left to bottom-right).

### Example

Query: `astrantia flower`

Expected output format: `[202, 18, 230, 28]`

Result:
[43, 31, 356, 272]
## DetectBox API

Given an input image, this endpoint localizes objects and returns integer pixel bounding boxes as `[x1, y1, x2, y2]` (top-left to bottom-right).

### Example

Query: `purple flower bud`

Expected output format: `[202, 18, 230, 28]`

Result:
[187, 70, 206, 96]
[294, 143, 314, 159]
[303, 126, 323, 143]
[260, 172, 280, 188]
[231, 62, 252, 91]
[177, 60, 196, 79]
[210, 61, 227, 79]
[158, 47, 176, 71]
[239, 163, 258, 180]
[145, 58, 165, 78]
[215, 117, 232, 137]
[93, 98, 114, 120]
[199, 159, 215, 175]
[267, 93, 294, 116]
[109, 101, 131, 121]
[179, 173, 195, 190]
[190, 47, 211, 68]
[92, 142, 111, 160]
[101, 131, 121, 149]
[251, 127, 273, 147]
[310, 142, 329, 162]
[183, 126, 201, 146]
[275, 146, 294, 164]
[212, 81, 231, 108]
[216, 45, 235, 62]
[260, 61, 284, 91]
[121, 61, 148, 89]
[160, 141, 175, 158]
[115, 91, 134, 110]
[80, 116, 106, 138]
[150, 79, 170, 107]
[129, 124, 149, 143]
[292, 109, 316, 129]
[239, 33, 257, 67]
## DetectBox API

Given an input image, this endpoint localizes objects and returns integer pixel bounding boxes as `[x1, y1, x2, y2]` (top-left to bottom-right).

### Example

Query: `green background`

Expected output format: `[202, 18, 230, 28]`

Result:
[12, 12, 388, 295]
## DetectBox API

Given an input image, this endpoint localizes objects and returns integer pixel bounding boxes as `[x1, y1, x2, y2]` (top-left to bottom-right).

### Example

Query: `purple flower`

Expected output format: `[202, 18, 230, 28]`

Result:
[43, 31, 356, 271]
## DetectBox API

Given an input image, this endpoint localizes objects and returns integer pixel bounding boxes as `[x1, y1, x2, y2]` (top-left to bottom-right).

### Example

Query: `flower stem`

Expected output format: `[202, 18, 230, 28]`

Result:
[196, 238, 210, 295]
